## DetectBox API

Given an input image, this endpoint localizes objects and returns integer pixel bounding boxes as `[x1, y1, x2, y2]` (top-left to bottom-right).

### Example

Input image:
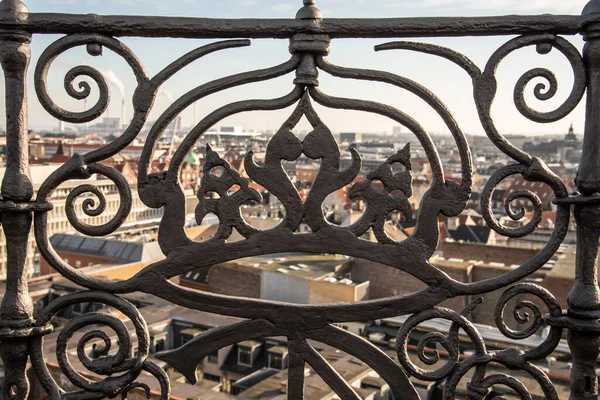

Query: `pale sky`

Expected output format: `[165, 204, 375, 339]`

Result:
[4, 0, 592, 136]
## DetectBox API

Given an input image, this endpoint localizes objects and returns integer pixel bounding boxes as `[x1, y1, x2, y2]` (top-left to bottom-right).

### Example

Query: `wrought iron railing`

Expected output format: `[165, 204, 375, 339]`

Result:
[1, 0, 600, 398]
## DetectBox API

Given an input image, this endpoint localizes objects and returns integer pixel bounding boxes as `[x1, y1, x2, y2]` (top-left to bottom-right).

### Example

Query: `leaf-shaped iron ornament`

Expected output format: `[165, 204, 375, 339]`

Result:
[349, 144, 413, 243]
[244, 98, 305, 231]
[246, 93, 361, 233]
[196, 144, 262, 240]
[301, 100, 362, 232]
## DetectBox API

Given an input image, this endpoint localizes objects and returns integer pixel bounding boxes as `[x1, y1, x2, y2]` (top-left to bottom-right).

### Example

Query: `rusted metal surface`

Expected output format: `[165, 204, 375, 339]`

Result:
[1, 0, 600, 398]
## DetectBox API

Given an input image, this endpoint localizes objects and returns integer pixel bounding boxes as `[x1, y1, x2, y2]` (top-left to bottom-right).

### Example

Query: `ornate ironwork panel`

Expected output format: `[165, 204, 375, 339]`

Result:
[1, 0, 600, 398]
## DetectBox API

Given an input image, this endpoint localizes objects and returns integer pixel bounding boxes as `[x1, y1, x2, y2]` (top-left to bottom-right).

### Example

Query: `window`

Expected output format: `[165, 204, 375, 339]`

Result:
[155, 338, 165, 353]
[208, 350, 218, 364]
[268, 353, 288, 370]
[238, 346, 253, 367]
[179, 328, 203, 347]
[181, 334, 193, 345]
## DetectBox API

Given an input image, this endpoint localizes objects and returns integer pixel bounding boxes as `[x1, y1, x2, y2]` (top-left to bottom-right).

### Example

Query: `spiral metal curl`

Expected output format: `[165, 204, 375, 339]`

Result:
[495, 283, 563, 361]
[29, 291, 169, 400]
[481, 163, 560, 238]
[67, 185, 106, 217]
[34, 156, 138, 293]
[505, 38, 586, 124]
[76, 328, 127, 375]
[396, 303, 486, 381]
[56, 313, 139, 393]
[443, 284, 562, 399]
[35, 34, 147, 124]
[64, 163, 132, 237]
[477, 34, 586, 164]
[64, 65, 109, 104]
[504, 189, 542, 222]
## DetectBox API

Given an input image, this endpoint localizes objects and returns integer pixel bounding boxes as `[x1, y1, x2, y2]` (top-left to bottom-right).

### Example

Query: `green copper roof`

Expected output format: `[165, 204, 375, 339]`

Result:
[184, 151, 201, 166]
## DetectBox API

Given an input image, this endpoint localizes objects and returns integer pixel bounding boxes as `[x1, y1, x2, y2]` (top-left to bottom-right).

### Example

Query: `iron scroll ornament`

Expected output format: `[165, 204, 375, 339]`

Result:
[29, 291, 170, 400]
[28, 17, 584, 400]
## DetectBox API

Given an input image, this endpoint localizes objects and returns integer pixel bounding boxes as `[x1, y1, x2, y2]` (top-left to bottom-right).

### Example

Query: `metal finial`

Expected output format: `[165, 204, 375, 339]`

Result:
[296, 0, 322, 20]
[0, 0, 28, 14]
[583, 0, 600, 16]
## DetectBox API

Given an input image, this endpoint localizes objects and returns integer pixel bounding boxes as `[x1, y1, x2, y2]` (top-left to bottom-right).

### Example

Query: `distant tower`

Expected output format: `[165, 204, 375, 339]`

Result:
[565, 123, 578, 143]
[58, 119, 64, 133]
[56, 140, 64, 156]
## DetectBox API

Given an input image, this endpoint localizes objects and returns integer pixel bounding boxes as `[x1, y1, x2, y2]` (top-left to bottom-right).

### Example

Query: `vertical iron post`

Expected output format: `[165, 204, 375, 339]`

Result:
[569, 1, 600, 399]
[0, 1, 33, 400]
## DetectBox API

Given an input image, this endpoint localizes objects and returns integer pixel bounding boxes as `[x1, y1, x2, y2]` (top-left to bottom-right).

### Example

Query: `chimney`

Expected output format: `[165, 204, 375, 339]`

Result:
[121, 99, 126, 129]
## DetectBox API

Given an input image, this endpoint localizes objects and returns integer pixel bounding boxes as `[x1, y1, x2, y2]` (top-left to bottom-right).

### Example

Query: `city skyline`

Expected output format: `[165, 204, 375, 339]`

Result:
[5, 0, 590, 136]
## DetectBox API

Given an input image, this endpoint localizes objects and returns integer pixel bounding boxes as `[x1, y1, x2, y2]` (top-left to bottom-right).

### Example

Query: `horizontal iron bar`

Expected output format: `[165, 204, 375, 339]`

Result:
[0, 13, 594, 39]
[553, 194, 600, 205]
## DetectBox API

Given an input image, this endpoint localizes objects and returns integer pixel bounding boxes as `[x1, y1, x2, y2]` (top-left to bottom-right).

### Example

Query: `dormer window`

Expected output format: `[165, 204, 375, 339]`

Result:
[267, 346, 289, 370]
[180, 328, 204, 347]
[151, 332, 167, 354]
[208, 350, 218, 364]
[237, 340, 261, 367]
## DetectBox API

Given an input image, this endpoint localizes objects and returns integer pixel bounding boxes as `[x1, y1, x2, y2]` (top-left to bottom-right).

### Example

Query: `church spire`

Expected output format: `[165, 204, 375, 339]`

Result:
[565, 123, 577, 142]
[56, 140, 64, 156]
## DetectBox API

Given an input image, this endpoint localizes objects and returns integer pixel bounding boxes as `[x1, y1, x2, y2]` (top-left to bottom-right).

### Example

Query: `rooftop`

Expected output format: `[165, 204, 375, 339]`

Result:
[49, 233, 164, 264]
[227, 253, 352, 280]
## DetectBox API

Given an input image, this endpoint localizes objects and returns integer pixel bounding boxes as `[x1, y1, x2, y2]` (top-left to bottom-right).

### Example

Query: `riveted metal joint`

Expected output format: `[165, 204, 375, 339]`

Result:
[0, 323, 53, 340]
[0, 201, 53, 213]
[289, 34, 330, 86]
